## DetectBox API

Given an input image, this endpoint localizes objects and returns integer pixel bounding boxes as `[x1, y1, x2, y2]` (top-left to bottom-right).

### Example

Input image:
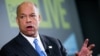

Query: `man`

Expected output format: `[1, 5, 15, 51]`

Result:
[0, 1, 95, 56]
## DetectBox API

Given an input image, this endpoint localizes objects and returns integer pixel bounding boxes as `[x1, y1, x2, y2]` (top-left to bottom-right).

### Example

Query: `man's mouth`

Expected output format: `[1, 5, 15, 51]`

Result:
[27, 26, 33, 28]
[26, 26, 33, 30]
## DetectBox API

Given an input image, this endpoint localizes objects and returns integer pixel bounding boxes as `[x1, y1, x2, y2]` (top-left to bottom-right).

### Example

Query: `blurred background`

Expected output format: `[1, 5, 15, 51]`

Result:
[0, 0, 100, 56]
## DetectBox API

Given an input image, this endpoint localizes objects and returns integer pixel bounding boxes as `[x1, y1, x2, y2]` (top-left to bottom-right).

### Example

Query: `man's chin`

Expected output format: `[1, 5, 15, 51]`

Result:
[26, 32, 37, 37]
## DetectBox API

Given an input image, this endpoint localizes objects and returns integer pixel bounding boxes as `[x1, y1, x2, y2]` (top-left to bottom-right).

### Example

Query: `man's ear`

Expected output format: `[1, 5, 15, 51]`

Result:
[16, 17, 18, 25]
[38, 15, 41, 22]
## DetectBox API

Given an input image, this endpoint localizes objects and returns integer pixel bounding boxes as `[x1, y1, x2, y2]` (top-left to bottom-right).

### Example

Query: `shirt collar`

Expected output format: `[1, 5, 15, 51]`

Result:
[20, 32, 41, 47]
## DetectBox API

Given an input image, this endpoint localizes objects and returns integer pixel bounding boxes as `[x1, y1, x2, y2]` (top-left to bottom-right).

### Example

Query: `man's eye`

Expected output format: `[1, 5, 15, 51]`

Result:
[30, 14, 36, 17]
[20, 16, 25, 18]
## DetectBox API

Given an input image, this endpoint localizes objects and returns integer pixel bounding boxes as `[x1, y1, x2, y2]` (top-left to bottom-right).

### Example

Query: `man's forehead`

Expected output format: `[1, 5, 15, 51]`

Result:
[19, 13, 36, 15]
[17, 1, 39, 16]
[19, 2, 35, 9]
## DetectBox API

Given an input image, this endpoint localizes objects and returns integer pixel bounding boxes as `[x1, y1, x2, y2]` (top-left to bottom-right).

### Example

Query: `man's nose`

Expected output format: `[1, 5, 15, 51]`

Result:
[26, 17, 32, 23]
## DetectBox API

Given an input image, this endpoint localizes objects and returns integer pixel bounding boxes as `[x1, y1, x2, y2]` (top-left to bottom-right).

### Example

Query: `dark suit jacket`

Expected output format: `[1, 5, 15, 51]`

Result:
[0, 33, 67, 56]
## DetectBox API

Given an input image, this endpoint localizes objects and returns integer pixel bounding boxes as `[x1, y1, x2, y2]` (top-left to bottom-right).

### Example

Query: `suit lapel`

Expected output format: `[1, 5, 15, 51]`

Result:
[40, 35, 54, 56]
[40, 35, 48, 51]
[15, 33, 39, 56]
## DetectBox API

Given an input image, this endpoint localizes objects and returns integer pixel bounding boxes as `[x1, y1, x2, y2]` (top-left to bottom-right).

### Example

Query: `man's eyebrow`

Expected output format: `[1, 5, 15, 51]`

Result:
[18, 13, 36, 16]
[20, 13, 26, 15]
[31, 13, 35, 14]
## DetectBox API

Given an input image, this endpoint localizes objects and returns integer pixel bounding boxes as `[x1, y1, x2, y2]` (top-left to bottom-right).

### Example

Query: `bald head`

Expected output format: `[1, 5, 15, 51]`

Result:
[16, 1, 39, 16]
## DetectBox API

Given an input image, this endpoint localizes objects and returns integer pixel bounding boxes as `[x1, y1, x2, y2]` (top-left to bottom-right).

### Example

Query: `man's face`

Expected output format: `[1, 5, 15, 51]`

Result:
[16, 3, 40, 37]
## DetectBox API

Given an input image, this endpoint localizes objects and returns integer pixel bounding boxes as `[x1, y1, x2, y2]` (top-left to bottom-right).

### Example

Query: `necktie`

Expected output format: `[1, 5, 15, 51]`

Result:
[34, 39, 46, 56]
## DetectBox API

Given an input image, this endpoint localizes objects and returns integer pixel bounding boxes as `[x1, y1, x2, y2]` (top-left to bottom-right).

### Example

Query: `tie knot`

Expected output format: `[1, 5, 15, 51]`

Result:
[34, 39, 38, 43]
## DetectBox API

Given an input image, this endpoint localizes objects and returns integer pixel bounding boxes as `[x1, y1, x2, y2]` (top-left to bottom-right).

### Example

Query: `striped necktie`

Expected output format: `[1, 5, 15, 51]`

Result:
[34, 39, 46, 56]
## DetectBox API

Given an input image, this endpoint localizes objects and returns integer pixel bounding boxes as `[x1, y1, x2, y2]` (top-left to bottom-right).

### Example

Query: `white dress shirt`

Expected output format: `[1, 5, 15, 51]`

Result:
[20, 32, 47, 56]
